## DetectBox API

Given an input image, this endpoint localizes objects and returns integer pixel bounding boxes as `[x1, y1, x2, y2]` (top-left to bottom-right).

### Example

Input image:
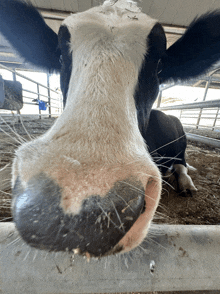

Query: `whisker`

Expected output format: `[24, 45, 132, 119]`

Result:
[135, 171, 162, 182]
[0, 216, 13, 222]
[110, 199, 125, 232]
[118, 180, 145, 195]
[97, 202, 123, 233]
[124, 256, 129, 268]
[135, 170, 175, 190]
[0, 131, 20, 148]
[162, 180, 175, 191]
[0, 116, 26, 144]
[150, 134, 186, 155]
[53, 221, 65, 245]
[138, 244, 150, 255]
[154, 156, 182, 162]
[6, 236, 21, 247]
[159, 151, 182, 166]
[18, 115, 34, 140]
[143, 237, 167, 251]
[0, 190, 12, 196]
[32, 249, 39, 262]
[23, 248, 31, 261]
[0, 163, 10, 172]
[44, 252, 49, 260]
[115, 192, 135, 213]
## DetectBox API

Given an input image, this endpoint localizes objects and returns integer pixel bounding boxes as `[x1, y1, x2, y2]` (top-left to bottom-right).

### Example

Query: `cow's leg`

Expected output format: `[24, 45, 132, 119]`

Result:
[173, 163, 197, 196]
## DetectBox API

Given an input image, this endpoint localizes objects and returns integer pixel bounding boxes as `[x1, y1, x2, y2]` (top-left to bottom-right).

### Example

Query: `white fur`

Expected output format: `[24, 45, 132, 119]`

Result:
[56, 2, 157, 163]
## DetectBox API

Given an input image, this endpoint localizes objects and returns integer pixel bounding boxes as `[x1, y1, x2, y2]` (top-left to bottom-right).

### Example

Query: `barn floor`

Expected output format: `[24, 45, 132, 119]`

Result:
[0, 116, 220, 226]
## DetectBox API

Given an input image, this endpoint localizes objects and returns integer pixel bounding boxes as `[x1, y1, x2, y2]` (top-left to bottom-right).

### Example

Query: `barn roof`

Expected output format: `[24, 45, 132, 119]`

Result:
[31, 0, 220, 29]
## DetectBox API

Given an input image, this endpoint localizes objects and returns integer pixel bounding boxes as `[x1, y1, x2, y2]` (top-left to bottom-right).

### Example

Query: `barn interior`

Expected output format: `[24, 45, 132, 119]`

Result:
[0, 1, 220, 293]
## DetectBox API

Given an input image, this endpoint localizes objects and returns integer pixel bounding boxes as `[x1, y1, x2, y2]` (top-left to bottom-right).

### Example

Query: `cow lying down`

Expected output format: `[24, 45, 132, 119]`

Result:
[0, 0, 220, 257]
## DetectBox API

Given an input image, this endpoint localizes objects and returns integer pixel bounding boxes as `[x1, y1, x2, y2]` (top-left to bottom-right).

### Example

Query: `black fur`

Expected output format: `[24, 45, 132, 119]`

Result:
[0, 0, 61, 72]
[58, 26, 72, 107]
[144, 110, 187, 174]
[158, 11, 220, 83]
[134, 23, 166, 132]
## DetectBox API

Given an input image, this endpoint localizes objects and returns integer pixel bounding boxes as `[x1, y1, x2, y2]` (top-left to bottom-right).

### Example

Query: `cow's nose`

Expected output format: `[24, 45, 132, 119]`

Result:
[12, 173, 145, 257]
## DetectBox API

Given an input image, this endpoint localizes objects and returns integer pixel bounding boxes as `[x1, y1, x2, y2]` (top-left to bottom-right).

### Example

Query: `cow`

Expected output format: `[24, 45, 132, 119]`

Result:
[0, 0, 220, 258]
[144, 109, 197, 196]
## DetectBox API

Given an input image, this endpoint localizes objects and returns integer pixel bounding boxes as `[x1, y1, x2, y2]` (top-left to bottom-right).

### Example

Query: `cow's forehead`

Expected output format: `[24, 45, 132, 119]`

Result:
[61, 3, 157, 74]
[62, 3, 157, 38]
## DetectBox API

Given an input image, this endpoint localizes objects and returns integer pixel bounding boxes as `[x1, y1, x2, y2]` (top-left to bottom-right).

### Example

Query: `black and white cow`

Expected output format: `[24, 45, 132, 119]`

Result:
[0, 0, 220, 257]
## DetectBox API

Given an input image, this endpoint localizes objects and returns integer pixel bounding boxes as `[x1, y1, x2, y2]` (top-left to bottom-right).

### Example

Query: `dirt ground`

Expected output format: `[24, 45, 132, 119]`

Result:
[0, 116, 219, 226]
[155, 142, 220, 225]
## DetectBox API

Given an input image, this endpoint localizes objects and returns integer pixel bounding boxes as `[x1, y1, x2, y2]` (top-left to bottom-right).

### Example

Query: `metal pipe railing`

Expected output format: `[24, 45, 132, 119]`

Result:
[186, 133, 220, 148]
[183, 123, 220, 130]
[0, 63, 59, 94]
[23, 88, 60, 101]
[157, 99, 220, 111]
[22, 101, 60, 109]
[157, 68, 220, 133]
[0, 63, 63, 117]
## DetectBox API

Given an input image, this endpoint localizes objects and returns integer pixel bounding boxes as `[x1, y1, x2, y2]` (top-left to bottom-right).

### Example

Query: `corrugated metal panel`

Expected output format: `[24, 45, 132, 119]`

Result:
[142, 0, 220, 26]
[78, 0, 93, 12]
[31, 0, 78, 12]
[31, 0, 51, 10]
[29, 0, 220, 27]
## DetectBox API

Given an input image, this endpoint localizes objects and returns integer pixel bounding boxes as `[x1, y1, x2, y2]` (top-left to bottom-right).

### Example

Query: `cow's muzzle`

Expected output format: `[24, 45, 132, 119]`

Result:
[12, 173, 146, 257]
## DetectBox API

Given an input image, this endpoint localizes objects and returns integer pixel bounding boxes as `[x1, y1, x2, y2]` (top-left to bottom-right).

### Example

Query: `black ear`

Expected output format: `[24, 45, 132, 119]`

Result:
[134, 23, 166, 132]
[0, 0, 61, 72]
[158, 10, 220, 84]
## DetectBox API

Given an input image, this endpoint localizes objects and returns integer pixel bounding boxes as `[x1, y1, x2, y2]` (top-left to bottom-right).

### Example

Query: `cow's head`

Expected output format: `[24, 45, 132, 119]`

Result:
[1, 0, 220, 257]
[11, 1, 162, 257]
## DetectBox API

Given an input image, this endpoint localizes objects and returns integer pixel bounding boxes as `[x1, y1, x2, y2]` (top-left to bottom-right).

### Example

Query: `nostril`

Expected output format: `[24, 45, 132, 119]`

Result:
[12, 174, 145, 257]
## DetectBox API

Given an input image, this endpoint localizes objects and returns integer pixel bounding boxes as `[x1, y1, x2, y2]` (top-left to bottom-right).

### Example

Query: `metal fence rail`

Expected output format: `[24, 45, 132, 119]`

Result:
[157, 68, 220, 132]
[0, 63, 63, 118]
[158, 99, 220, 111]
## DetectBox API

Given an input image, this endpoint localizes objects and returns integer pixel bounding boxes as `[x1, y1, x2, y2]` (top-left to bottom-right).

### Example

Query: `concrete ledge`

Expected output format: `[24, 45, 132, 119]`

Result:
[0, 222, 220, 293]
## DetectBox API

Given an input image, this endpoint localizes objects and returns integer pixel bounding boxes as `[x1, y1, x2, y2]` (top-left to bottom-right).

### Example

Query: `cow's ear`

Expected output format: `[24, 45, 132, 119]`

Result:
[147, 23, 166, 62]
[0, 0, 61, 72]
[158, 10, 220, 84]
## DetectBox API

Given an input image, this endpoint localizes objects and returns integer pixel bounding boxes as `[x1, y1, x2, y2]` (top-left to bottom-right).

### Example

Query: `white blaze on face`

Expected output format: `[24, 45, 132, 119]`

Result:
[55, 2, 157, 161]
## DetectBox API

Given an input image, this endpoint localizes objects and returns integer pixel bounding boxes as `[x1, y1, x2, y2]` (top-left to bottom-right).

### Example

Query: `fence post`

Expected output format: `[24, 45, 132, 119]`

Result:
[12, 69, 21, 122]
[47, 73, 51, 118]
[196, 76, 211, 129]
[212, 107, 219, 131]
[37, 84, 41, 119]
